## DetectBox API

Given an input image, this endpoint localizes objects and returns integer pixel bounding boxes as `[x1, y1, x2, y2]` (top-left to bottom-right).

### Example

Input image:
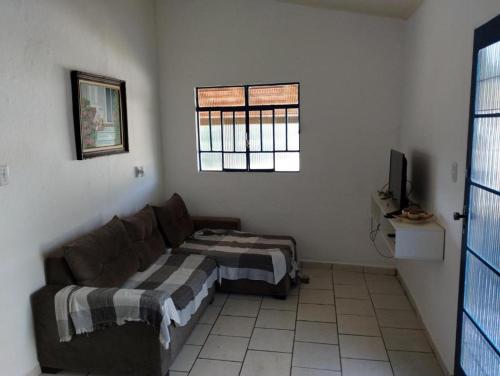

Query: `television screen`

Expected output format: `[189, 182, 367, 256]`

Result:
[388, 150, 407, 209]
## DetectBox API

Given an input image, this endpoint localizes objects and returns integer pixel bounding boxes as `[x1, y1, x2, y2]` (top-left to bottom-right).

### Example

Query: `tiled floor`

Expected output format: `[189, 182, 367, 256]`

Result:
[42, 266, 444, 376]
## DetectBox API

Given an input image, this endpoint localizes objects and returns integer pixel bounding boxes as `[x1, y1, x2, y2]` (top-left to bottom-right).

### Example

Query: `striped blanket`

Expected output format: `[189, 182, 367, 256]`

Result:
[174, 229, 298, 285]
[54, 253, 217, 350]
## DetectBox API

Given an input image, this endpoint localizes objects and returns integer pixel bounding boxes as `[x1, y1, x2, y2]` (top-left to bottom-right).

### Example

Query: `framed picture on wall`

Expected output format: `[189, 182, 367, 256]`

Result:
[71, 71, 129, 159]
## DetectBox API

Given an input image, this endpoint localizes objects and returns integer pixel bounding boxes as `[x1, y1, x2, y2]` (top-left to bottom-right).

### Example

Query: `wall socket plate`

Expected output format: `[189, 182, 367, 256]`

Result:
[0, 165, 10, 186]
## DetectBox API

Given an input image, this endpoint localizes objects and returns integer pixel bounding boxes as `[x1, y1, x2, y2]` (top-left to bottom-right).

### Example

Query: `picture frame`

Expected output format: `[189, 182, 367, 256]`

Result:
[71, 71, 129, 160]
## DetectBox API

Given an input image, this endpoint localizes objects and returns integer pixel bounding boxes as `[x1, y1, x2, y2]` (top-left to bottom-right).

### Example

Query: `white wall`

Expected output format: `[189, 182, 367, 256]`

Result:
[0, 1, 163, 374]
[399, 0, 500, 373]
[156, 0, 404, 266]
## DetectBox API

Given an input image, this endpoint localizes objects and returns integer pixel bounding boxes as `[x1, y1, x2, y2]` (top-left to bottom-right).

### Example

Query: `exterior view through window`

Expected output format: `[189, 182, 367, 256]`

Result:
[195, 83, 300, 172]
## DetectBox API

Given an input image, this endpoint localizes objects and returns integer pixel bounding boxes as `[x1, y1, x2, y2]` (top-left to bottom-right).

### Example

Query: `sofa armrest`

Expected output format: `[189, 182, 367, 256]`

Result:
[191, 216, 241, 231]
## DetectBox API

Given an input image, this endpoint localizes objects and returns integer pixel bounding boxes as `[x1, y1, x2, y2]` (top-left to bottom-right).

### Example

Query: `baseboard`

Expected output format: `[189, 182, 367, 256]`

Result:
[26, 363, 40, 376]
[300, 260, 396, 275]
[397, 273, 452, 376]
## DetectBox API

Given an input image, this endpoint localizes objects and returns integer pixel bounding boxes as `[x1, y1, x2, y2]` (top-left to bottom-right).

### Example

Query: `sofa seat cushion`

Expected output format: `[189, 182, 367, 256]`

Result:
[154, 193, 194, 247]
[121, 205, 166, 271]
[63, 217, 139, 287]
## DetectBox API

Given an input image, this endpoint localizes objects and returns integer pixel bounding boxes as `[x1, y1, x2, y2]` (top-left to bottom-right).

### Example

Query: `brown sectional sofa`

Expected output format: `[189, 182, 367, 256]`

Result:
[32, 193, 293, 375]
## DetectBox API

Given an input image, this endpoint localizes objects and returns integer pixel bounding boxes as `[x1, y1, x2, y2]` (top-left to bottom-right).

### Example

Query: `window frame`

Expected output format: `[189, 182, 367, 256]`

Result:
[195, 82, 301, 173]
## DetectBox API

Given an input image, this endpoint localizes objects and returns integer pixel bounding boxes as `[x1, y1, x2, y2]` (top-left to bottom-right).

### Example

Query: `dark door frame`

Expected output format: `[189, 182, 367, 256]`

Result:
[454, 13, 500, 376]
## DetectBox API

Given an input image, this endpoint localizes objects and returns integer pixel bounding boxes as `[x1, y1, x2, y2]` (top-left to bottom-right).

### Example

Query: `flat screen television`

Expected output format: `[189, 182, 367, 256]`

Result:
[388, 149, 408, 211]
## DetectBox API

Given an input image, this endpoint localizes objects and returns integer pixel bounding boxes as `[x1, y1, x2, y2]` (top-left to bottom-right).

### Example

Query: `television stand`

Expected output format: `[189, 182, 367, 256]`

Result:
[370, 193, 444, 260]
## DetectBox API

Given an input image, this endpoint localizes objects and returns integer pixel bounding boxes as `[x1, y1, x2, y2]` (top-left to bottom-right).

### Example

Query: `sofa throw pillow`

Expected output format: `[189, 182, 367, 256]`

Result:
[154, 193, 194, 247]
[63, 216, 139, 287]
[121, 205, 166, 271]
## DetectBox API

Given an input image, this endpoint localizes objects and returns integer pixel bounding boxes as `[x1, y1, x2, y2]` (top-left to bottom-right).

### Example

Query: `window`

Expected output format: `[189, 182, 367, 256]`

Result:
[195, 83, 300, 172]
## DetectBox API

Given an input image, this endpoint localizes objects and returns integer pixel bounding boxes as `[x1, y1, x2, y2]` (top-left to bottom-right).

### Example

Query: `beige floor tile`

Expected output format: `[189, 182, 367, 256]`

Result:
[212, 293, 228, 307]
[292, 342, 341, 371]
[221, 298, 261, 317]
[229, 293, 262, 301]
[301, 276, 333, 290]
[388, 351, 443, 376]
[334, 284, 370, 300]
[241, 350, 292, 376]
[341, 358, 393, 376]
[371, 294, 412, 310]
[212, 315, 256, 337]
[199, 305, 222, 324]
[169, 344, 201, 372]
[186, 323, 212, 345]
[376, 309, 421, 329]
[339, 335, 388, 361]
[261, 295, 298, 311]
[364, 274, 399, 282]
[381, 328, 432, 352]
[291, 367, 341, 376]
[299, 289, 335, 304]
[295, 321, 338, 344]
[249, 327, 294, 352]
[302, 268, 333, 277]
[189, 358, 241, 376]
[336, 298, 375, 316]
[367, 280, 404, 295]
[297, 304, 336, 323]
[256, 309, 296, 330]
[337, 314, 380, 336]
[199, 335, 249, 362]
[332, 264, 364, 272]
[363, 266, 396, 275]
[333, 271, 366, 286]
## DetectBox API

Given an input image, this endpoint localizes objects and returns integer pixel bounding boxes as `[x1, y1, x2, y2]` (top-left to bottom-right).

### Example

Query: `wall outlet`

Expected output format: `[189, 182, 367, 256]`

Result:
[0, 165, 9, 186]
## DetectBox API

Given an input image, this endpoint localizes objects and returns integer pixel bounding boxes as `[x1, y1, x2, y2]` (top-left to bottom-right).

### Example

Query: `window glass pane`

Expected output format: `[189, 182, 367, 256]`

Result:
[250, 153, 273, 170]
[476, 41, 500, 115]
[275, 109, 287, 151]
[235, 111, 246, 152]
[211, 111, 222, 151]
[249, 111, 261, 151]
[287, 108, 299, 151]
[464, 252, 500, 349]
[198, 111, 211, 151]
[198, 86, 245, 108]
[222, 112, 234, 152]
[461, 314, 500, 376]
[471, 117, 500, 191]
[248, 84, 299, 106]
[224, 153, 246, 170]
[262, 110, 273, 151]
[275, 152, 300, 172]
[200, 152, 222, 171]
[468, 186, 500, 270]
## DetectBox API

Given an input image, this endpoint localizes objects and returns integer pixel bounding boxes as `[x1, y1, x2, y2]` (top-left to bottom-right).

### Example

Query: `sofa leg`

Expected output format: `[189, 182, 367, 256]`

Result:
[40, 366, 61, 374]
[273, 294, 287, 300]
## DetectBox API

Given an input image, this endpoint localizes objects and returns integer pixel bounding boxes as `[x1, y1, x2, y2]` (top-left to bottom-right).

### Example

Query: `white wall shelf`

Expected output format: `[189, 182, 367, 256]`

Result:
[371, 193, 445, 260]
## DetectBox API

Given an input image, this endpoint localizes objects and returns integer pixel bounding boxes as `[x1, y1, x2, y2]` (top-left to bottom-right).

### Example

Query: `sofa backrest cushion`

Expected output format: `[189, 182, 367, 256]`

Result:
[63, 216, 139, 287]
[154, 193, 194, 247]
[45, 248, 75, 285]
[121, 205, 166, 271]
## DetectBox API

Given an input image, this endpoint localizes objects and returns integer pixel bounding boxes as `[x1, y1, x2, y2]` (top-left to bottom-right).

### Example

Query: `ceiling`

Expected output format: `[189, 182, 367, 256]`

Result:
[275, 0, 423, 19]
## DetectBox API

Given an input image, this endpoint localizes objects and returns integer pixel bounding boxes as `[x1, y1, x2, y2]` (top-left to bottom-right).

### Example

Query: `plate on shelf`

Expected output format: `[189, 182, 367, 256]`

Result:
[395, 214, 435, 224]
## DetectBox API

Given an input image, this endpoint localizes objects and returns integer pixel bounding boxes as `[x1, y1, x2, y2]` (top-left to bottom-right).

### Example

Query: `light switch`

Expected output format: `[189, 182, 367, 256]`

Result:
[135, 166, 144, 178]
[0, 165, 9, 186]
